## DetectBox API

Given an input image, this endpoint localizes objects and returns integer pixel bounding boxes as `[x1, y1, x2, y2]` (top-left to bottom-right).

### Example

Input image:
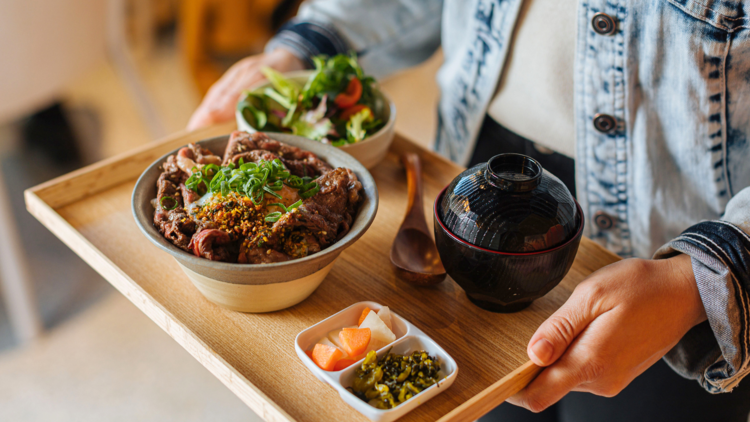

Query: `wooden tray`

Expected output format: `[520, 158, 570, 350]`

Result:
[25, 123, 620, 422]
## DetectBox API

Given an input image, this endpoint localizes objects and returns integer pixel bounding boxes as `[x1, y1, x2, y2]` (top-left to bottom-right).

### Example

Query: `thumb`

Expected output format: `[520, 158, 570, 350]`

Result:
[527, 291, 598, 367]
[187, 96, 236, 131]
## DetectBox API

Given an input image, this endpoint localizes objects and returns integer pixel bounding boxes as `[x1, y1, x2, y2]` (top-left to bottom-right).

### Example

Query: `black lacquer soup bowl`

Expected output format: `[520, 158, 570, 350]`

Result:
[433, 154, 584, 313]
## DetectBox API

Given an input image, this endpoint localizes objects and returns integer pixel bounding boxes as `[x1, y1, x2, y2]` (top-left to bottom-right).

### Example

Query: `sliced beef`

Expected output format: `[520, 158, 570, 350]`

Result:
[155, 132, 360, 264]
[308, 168, 363, 221]
[153, 155, 197, 251]
[238, 239, 292, 264]
[154, 155, 184, 228]
[222, 131, 333, 176]
[278, 167, 362, 245]
[162, 154, 184, 177]
[226, 149, 280, 166]
[237, 168, 362, 263]
[176, 144, 222, 174]
[280, 157, 330, 179]
[282, 230, 322, 258]
[189, 229, 233, 261]
[188, 143, 222, 165]
[180, 182, 201, 205]
[155, 209, 197, 251]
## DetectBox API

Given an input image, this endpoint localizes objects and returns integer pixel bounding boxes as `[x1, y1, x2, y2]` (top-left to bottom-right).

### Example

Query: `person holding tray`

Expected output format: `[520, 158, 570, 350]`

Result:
[188, 0, 750, 420]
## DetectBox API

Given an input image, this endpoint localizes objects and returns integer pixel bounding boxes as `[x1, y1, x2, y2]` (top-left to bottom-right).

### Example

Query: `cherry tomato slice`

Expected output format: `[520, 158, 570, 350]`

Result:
[334, 77, 363, 108]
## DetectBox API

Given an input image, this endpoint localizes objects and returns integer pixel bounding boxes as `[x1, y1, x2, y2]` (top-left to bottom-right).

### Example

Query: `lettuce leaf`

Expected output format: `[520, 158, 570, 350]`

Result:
[290, 96, 331, 140]
[301, 53, 365, 108]
[291, 118, 332, 140]
[237, 93, 267, 129]
[263, 87, 293, 110]
[260, 67, 301, 107]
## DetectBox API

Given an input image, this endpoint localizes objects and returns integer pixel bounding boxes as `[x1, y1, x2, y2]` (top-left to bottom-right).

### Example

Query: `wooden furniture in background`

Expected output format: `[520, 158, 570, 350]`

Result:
[25, 123, 621, 421]
[180, 0, 301, 95]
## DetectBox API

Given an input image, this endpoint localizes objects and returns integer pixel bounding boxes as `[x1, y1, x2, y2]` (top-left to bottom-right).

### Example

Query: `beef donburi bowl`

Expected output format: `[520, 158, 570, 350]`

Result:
[132, 131, 378, 313]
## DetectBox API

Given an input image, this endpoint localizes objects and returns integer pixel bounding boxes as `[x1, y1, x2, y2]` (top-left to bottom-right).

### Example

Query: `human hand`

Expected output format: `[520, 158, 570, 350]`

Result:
[507, 254, 707, 412]
[187, 48, 306, 130]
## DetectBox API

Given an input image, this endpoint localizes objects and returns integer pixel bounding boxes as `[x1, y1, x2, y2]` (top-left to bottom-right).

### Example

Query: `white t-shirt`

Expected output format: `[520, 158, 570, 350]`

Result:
[487, 0, 577, 158]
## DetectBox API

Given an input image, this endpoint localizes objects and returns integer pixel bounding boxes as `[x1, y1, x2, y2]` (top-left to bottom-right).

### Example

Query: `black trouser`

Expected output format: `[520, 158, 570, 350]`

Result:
[473, 116, 750, 422]
[468, 117, 576, 198]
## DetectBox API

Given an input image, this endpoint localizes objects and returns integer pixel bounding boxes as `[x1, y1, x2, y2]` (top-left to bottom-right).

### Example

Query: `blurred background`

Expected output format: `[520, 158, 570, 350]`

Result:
[0, 1, 440, 420]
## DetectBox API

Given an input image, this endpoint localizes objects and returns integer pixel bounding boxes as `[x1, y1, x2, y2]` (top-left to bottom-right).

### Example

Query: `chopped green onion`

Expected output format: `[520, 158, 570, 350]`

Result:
[203, 164, 220, 178]
[265, 211, 283, 223]
[221, 180, 229, 197]
[266, 198, 304, 222]
[263, 185, 282, 199]
[285, 176, 300, 188]
[299, 183, 320, 199]
[183, 157, 320, 206]
[160, 196, 178, 210]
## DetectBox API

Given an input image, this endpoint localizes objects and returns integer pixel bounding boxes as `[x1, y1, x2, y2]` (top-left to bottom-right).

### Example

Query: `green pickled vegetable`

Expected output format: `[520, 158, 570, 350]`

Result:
[347, 350, 441, 409]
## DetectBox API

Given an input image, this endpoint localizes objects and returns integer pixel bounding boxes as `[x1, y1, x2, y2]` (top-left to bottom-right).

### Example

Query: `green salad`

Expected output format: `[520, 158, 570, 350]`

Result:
[237, 53, 386, 146]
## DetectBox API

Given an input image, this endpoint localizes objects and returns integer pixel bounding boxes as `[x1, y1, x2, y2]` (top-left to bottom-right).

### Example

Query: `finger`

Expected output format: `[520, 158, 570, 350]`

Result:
[507, 351, 596, 412]
[187, 86, 243, 130]
[187, 107, 216, 130]
[510, 319, 611, 412]
[527, 285, 601, 366]
[570, 347, 667, 395]
[187, 83, 231, 130]
[188, 68, 265, 130]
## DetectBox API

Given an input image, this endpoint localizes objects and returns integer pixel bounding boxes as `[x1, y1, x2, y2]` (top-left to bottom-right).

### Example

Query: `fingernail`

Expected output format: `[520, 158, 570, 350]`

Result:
[530, 339, 554, 365]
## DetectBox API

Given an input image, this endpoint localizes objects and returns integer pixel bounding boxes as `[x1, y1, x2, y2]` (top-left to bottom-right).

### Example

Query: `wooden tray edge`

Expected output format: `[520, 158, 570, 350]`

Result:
[27, 122, 237, 209]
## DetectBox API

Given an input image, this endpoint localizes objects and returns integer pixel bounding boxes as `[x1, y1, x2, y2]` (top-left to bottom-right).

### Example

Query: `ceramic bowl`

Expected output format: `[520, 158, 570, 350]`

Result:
[235, 70, 396, 169]
[132, 133, 379, 313]
[434, 187, 584, 313]
[295, 302, 458, 422]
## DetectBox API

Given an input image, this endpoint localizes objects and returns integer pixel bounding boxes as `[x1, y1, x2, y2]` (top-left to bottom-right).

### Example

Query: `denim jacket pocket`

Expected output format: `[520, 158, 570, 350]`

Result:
[667, 0, 750, 32]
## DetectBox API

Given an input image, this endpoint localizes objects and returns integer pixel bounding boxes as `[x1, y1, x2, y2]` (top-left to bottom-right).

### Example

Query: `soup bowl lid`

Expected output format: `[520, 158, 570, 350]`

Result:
[437, 153, 579, 253]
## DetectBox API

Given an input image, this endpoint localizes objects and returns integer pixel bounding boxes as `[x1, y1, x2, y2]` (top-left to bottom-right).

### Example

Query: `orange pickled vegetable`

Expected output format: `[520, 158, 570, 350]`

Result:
[339, 327, 371, 357]
[333, 358, 357, 371]
[358, 307, 372, 326]
[312, 343, 344, 371]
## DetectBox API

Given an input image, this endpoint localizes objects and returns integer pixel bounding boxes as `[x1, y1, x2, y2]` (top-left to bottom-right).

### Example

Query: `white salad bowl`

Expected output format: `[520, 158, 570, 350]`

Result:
[295, 301, 458, 422]
[235, 70, 396, 169]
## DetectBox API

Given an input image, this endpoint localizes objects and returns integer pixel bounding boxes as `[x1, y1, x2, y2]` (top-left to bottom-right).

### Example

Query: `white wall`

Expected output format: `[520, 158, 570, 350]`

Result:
[0, 0, 107, 122]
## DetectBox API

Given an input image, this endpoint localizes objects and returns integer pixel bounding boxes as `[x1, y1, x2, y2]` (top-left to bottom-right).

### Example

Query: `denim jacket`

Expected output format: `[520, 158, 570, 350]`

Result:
[267, 0, 750, 393]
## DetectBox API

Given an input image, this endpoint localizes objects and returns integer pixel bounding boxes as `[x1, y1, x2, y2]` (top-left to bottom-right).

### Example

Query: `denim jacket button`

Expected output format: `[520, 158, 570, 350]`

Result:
[594, 211, 615, 230]
[593, 114, 617, 134]
[592, 13, 618, 35]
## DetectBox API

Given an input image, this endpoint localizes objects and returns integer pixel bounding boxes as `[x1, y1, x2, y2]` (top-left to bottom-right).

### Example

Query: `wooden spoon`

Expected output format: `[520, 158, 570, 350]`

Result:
[390, 153, 447, 286]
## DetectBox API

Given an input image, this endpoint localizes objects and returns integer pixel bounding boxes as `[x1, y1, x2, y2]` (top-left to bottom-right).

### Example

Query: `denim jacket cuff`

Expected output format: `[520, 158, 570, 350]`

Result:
[265, 18, 350, 67]
[654, 221, 750, 393]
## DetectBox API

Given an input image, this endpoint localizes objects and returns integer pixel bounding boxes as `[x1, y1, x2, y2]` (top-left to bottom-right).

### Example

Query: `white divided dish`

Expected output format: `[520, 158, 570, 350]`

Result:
[295, 302, 458, 422]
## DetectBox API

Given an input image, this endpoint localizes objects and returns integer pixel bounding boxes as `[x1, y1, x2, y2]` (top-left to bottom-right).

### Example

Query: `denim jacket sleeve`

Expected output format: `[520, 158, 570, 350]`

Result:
[265, 0, 443, 78]
[654, 186, 750, 393]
